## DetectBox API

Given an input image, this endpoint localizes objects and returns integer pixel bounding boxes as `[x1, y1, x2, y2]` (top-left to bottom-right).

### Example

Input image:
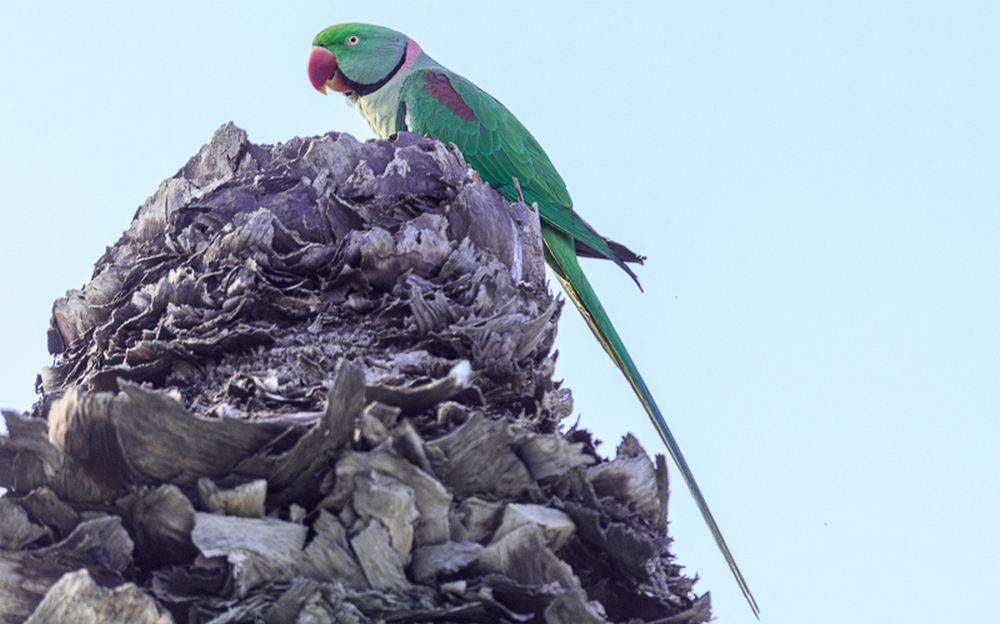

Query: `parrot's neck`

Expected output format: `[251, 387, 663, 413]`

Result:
[351, 39, 439, 139]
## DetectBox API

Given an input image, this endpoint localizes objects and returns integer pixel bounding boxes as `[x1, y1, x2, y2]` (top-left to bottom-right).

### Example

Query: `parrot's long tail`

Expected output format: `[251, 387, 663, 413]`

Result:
[542, 225, 760, 619]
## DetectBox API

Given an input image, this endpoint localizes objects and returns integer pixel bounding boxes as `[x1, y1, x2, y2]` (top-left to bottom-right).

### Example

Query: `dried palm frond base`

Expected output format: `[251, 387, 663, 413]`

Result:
[0, 124, 710, 624]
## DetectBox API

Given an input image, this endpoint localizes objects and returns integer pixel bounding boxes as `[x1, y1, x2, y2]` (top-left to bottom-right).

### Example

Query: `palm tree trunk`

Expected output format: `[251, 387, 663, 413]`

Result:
[0, 124, 709, 624]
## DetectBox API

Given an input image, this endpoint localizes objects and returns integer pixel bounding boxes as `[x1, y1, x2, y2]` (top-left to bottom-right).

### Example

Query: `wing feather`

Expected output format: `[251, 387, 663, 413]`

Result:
[400, 69, 638, 281]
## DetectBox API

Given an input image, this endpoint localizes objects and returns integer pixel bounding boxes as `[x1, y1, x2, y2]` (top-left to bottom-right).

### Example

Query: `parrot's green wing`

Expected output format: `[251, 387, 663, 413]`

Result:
[399, 69, 639, 281]
[399, 67, 759, 618]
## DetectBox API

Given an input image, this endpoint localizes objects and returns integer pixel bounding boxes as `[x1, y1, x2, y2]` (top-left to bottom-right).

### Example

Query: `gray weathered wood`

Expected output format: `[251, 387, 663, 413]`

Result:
[0, 499, 50, 550]
[198, 478, 267, 518]
[350, 519, 410, 592]
[426, 412, 541, 499]
[25, 569, 173, 624]
[191, 512, 308, 597]
[0, 124, 710, 624]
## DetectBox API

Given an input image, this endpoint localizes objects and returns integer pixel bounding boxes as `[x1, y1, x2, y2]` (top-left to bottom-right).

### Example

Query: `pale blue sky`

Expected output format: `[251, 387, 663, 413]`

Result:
[1, 2, 997, 622]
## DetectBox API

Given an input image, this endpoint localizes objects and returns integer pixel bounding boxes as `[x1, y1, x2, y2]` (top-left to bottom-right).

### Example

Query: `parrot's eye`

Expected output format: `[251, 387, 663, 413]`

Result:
[345, 34, 360, 47]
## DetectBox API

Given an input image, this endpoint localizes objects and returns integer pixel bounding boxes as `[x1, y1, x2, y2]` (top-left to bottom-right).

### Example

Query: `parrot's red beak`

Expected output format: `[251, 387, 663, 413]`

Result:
[308, 46, 352, 94]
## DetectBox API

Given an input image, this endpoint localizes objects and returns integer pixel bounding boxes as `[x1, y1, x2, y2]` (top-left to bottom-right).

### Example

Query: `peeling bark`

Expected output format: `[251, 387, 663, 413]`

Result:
[0, 124, 708, 623]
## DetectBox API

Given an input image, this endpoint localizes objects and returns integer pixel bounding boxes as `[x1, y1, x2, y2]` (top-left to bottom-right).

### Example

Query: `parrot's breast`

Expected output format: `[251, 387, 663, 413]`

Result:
[352, 40, 427, 139]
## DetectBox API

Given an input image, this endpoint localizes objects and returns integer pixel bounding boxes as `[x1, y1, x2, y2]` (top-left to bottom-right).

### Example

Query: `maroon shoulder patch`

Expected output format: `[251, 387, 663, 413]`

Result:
[422, 71, 477, 121]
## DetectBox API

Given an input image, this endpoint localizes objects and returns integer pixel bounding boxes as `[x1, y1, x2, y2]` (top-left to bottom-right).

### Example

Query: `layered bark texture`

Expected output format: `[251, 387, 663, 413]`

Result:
[0, 124, 709, 624]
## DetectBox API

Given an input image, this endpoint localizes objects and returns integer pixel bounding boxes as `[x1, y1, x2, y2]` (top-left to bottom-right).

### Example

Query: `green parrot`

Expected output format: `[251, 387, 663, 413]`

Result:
[308, 23, 758, 617]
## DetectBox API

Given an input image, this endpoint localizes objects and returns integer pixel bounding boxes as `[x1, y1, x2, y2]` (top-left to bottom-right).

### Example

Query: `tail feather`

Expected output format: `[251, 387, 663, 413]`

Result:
[542, 225, 760, 619]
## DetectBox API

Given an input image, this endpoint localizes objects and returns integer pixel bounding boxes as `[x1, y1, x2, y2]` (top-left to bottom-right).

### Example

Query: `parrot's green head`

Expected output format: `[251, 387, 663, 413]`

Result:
[308, 23, 413, 97]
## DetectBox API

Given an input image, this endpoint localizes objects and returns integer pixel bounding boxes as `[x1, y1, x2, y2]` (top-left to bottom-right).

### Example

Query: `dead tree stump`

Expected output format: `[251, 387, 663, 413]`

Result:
[0, 124, 710, 624]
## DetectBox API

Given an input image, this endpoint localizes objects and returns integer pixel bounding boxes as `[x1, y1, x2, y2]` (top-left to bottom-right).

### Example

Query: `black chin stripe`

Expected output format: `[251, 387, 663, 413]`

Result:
[339, 46, 408, 97]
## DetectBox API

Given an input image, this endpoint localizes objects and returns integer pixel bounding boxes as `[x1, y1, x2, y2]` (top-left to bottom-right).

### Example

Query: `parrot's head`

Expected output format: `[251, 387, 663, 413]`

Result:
[308, 23, 410, 97]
